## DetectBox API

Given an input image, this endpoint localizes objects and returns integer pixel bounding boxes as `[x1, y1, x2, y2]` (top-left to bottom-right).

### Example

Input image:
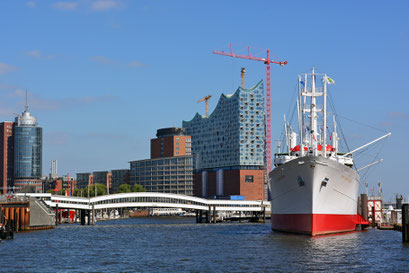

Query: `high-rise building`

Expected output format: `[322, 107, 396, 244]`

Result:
[151, 127, 192, 158]
[0, 122, 14, 194]
[183, 81, 266, 200]
[13, 102, 42, 192]
[50, 160, 58, 179]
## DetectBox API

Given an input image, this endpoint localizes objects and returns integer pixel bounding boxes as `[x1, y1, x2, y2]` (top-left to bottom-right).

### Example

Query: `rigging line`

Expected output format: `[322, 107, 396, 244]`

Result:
[327, 89, 351, 153]
[337, 115, 388, 133]
[285, 83, 299, 124]
[361, 137, 388, 181]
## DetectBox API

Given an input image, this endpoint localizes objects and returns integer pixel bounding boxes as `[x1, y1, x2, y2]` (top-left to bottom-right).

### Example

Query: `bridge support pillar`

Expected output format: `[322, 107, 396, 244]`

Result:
[55, 204, 59, 226]
[91, 204, 95, 225]
[80, 210, 86, 225]
[263, 206, 266, 223]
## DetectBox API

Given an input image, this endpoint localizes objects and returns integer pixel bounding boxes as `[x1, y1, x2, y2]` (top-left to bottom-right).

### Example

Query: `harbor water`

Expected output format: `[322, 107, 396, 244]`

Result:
[1, 217, 408, 272]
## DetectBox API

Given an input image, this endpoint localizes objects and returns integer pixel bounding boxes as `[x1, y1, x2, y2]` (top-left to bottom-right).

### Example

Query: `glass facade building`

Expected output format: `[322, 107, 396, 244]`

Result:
[183, 80, 265, 170]
[13, 107, 42, 192]
[182, 81, 266, 200]
[14, 126, 42, 178]
[130, 156, 193, 195]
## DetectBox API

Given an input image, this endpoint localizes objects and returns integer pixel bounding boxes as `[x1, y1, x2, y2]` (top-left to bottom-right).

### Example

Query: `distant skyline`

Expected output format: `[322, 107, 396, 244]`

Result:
[0, 0, 408, 200]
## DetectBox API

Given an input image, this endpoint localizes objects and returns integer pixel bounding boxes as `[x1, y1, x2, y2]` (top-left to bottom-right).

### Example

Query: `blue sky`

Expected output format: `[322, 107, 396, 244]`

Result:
[0, 0, 408, 200]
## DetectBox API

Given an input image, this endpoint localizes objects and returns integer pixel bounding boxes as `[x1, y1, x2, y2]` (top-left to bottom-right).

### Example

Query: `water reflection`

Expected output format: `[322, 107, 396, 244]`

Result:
[0, 218, 408, 272]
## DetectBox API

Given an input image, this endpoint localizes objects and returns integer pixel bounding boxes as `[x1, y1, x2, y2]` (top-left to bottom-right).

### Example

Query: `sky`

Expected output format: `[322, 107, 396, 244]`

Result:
[0, 0, 408, 201]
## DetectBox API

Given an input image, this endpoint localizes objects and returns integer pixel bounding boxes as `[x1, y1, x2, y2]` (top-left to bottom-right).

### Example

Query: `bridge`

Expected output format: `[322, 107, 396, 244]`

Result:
[17, 192, 270, 211]
[16, 192, 271, 224]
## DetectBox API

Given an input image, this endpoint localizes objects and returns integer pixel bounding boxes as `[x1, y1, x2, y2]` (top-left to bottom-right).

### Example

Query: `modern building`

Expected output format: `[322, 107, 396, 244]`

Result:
[129, 127, 194, 195]
[183, 81, 266, 200]
[50, 160, 58, 179]
[111, 169, 130, 193]
[0, 122, 14, 194]
[76, 172, 93, 189]
[129, 156, 193, 195]
[13, 103, 42, 192]
[93, 171, 112, 193]
[151, 127, 191, 158]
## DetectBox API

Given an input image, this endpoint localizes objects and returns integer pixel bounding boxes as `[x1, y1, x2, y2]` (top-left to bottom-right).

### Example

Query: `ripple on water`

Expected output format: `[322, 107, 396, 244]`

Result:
[1, 218, 408, 272]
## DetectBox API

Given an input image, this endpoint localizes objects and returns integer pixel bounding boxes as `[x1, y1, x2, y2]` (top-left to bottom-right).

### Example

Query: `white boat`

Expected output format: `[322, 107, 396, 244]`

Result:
[269, 68, 390, 235]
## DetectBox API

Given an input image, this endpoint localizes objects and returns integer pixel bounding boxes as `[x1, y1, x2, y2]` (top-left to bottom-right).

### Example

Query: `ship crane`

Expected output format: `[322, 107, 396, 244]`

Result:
[213, 44, 287, 172]
[197, 95, 212, 117]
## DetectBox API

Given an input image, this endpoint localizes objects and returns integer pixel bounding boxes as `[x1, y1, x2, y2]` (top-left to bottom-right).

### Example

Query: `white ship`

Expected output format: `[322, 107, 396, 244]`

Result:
[269, 68, 390, 235]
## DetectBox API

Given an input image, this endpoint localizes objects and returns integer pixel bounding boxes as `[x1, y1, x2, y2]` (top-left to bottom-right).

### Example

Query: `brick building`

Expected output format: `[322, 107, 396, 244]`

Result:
[129, 127, 194, 195]
[0, 122, 14, 194]
[151, 127, 191, 158]
[183, 81, 266, 200]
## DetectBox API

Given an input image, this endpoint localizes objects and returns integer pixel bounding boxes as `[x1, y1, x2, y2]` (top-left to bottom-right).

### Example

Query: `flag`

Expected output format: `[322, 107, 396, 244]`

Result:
[326, 77, 335, 85]
[300, 80, 305, 86]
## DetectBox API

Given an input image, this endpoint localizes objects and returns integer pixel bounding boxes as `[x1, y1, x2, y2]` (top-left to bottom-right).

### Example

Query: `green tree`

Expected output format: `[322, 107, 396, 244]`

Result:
[117, 184, 131, 193]
[84, 183, 107, 197]
[46, 189, 54, 194]
[58, 189, 66, 195]
[132, 183, 146, 192]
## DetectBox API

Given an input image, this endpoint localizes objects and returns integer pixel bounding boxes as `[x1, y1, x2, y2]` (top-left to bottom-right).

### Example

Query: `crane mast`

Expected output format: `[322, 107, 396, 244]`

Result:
[213, 44, 287, 172]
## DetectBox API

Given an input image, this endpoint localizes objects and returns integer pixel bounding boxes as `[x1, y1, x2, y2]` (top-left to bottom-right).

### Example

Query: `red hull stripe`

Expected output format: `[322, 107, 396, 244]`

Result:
[271, 214, 359, 236]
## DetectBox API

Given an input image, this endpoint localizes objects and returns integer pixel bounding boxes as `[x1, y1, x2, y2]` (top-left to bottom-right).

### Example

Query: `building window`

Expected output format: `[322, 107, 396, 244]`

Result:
[245, 175, 254, 183]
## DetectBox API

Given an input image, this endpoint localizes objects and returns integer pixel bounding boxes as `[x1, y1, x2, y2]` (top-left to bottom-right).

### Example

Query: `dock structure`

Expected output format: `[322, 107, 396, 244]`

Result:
[403, 204, 409, 243]
[0, 195, 54, 236]
[17, 192, 270, 224]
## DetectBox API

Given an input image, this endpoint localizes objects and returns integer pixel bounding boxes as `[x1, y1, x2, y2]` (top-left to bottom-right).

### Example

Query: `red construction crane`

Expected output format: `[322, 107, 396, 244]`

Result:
[213, 44, 287, 172]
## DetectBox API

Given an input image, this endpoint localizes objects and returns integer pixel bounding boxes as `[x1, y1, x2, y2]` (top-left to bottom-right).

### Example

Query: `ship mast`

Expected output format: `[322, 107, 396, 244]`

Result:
[323, 74, 327, 157]
[310, 67, 318, 156]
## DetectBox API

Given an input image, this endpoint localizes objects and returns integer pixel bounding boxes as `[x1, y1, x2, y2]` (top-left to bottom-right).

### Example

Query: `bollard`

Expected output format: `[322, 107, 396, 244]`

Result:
[403, 204, 409, 243]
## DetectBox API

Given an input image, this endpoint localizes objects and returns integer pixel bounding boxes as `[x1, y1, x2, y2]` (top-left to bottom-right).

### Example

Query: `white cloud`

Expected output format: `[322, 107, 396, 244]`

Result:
[387, 111, 409, 119]
[52, 1, 78, 11]
[127, 61, 147, 67]
[0, 62, 16, 75]
[91, 0, 119, 11]
[25, 50, 55, 59]
[25, 50, 41, 58]
[26, 1, 36, 8]
[90, 55, 114, 65]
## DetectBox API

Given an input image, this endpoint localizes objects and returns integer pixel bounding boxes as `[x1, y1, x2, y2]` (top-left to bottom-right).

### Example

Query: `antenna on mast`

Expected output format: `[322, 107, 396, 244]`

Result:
[25, 89, 28, 111]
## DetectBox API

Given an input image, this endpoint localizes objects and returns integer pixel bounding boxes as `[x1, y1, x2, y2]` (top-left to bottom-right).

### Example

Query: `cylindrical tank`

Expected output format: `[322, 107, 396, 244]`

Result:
[216, 169, 224, 196]
[201, 171, 208, 198]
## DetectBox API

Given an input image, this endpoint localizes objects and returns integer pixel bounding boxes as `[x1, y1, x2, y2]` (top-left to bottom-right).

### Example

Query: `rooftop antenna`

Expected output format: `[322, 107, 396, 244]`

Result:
[25, 89, 28, 111]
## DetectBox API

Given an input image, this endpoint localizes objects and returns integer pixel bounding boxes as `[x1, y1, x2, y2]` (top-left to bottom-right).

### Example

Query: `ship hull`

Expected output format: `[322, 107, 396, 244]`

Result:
[269, 156, 360, 236]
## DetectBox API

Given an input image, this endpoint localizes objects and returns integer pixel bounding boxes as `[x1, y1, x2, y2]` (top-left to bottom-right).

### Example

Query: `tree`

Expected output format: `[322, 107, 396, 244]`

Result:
[84, 183, 107, 197]
[117, 184, 131, 193]
[132, 184, 146, 192]
[58, 189, 66, 196]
